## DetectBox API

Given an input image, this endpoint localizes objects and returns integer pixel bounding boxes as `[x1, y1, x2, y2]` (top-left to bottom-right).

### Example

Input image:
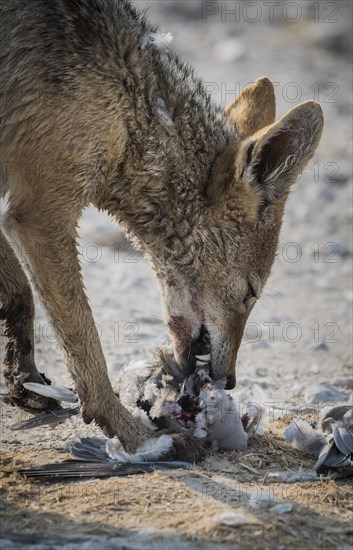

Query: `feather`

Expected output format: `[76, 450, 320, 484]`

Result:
[23, 382, 77, 403]
[193, 412, 208, 439]
[153, 98, 173, 127]
[68, 435, 173, 463]
[144, 32, 174, 53]
[313, 440, 336, 470]
[333, 427, 353, 455]
[116, 360, 159, 431]
[271, 404, 316, 416]
[271, 503, 293, 514]
[244, 384, 268, 435]
[117, 356, 184, 430]
[320, 404, 353, 427]
[284, 419, 325, 456]
[12, 406, 79, 430]
[149, 387, 178, 420]
[267, 467, 318, 483]
[67, 437, 111, 462]
[105, 439, 129, 462]
[128, 434, 173, 462]
[105, 435, 173, 463]
[343, 408, 353, 428]
[321, 445, 349, 468]
[18, 460, 190, 480]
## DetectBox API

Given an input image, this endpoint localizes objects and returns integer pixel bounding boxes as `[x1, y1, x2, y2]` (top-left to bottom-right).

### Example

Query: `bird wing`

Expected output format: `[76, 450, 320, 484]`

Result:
[68, 434, 174, 463]
[68, 437, 112, 462]
[18, 460, 190, 479]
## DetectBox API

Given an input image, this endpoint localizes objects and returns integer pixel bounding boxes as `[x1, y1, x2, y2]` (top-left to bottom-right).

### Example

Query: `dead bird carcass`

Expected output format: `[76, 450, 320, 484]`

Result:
[19, 348, 264, 461]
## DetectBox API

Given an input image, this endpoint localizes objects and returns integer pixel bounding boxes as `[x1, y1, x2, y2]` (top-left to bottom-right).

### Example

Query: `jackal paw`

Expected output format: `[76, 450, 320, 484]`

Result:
[3, 371, 60, 413]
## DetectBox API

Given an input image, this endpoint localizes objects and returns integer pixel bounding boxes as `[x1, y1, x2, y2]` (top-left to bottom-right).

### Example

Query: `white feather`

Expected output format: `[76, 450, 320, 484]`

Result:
[138, 409, 159, 431]
[143, 32, 174, 52]
[153, 97, 173, 127]
[284, 419, 325, 455]
[267, 467, 318, 483]
[142, 379, 160, 403]
[116, 361, 157, 431]
[134, 434, 173, 460]
[248, 384, 268, 434]
[105, 439, 129, 462]
[105, 435, 173, 463]
[193, 412, 208, 439]
[149, 388, 179, 419]
[62, 437, 81, 452]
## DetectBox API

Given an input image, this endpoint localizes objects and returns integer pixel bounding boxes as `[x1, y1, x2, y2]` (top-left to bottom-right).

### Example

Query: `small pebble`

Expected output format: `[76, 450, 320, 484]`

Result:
[332, 377, 353, 391]
[253, 340, 270, 351]
[314, 342, 329, 352]
[212, 511, 248, 526]
[292, 382, 305, 395]
[304, 382, 347, 404]
[248, 487, 275, 509]
[271, 502, 293, 514]
[256, 380, 277, 390]
[310, 364, 320, 375]
[213, 38, 245, 63]
[255, 367, 268, 377]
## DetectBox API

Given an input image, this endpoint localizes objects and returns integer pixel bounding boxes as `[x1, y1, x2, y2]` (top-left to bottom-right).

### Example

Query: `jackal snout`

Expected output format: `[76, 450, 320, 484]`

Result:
[165, 289, 253, 388]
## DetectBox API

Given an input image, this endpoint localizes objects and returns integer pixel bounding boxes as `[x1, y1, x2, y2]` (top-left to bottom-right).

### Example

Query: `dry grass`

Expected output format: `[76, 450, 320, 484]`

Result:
[1, 418, 352, 549]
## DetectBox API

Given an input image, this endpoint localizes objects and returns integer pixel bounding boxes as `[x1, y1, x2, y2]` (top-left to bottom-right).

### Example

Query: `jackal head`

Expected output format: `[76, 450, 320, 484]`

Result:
[146, 78, 324, 388]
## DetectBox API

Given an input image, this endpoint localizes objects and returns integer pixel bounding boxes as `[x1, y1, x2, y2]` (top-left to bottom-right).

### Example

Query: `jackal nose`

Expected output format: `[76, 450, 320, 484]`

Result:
[225, 374, 236, 390]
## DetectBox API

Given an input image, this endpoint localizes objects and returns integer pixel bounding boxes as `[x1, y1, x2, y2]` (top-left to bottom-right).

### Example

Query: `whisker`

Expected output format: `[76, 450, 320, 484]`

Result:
[131, 308, 164, 320]
[263, 286, 282, 295]
[239, 340, 255, 348]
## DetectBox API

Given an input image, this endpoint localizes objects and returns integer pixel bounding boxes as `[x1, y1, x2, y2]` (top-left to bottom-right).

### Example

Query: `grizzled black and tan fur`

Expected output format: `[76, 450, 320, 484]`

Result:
[0, 0, 323, 459]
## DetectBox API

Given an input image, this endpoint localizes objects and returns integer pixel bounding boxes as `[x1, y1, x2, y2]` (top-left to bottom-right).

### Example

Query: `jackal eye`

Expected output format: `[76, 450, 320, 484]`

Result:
[244, 283, 257, 303]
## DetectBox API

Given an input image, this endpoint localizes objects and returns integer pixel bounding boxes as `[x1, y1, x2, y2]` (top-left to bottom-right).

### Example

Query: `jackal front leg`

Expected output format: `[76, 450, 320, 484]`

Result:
[7, 215, 152, 450]
[0, 229, 58, 412]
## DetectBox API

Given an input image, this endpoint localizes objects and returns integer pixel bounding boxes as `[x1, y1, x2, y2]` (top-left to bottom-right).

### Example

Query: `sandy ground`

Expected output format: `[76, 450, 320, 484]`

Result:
[1, 1, 352, 549]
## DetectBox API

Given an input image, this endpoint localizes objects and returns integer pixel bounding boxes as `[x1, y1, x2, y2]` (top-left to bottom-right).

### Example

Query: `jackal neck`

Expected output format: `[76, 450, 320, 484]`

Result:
[96, 42, 237, 257]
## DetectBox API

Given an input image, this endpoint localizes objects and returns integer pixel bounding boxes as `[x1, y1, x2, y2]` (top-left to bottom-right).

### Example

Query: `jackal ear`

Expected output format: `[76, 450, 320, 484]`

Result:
[224, 77, 276, 139]
[242, 101, 324, 205]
